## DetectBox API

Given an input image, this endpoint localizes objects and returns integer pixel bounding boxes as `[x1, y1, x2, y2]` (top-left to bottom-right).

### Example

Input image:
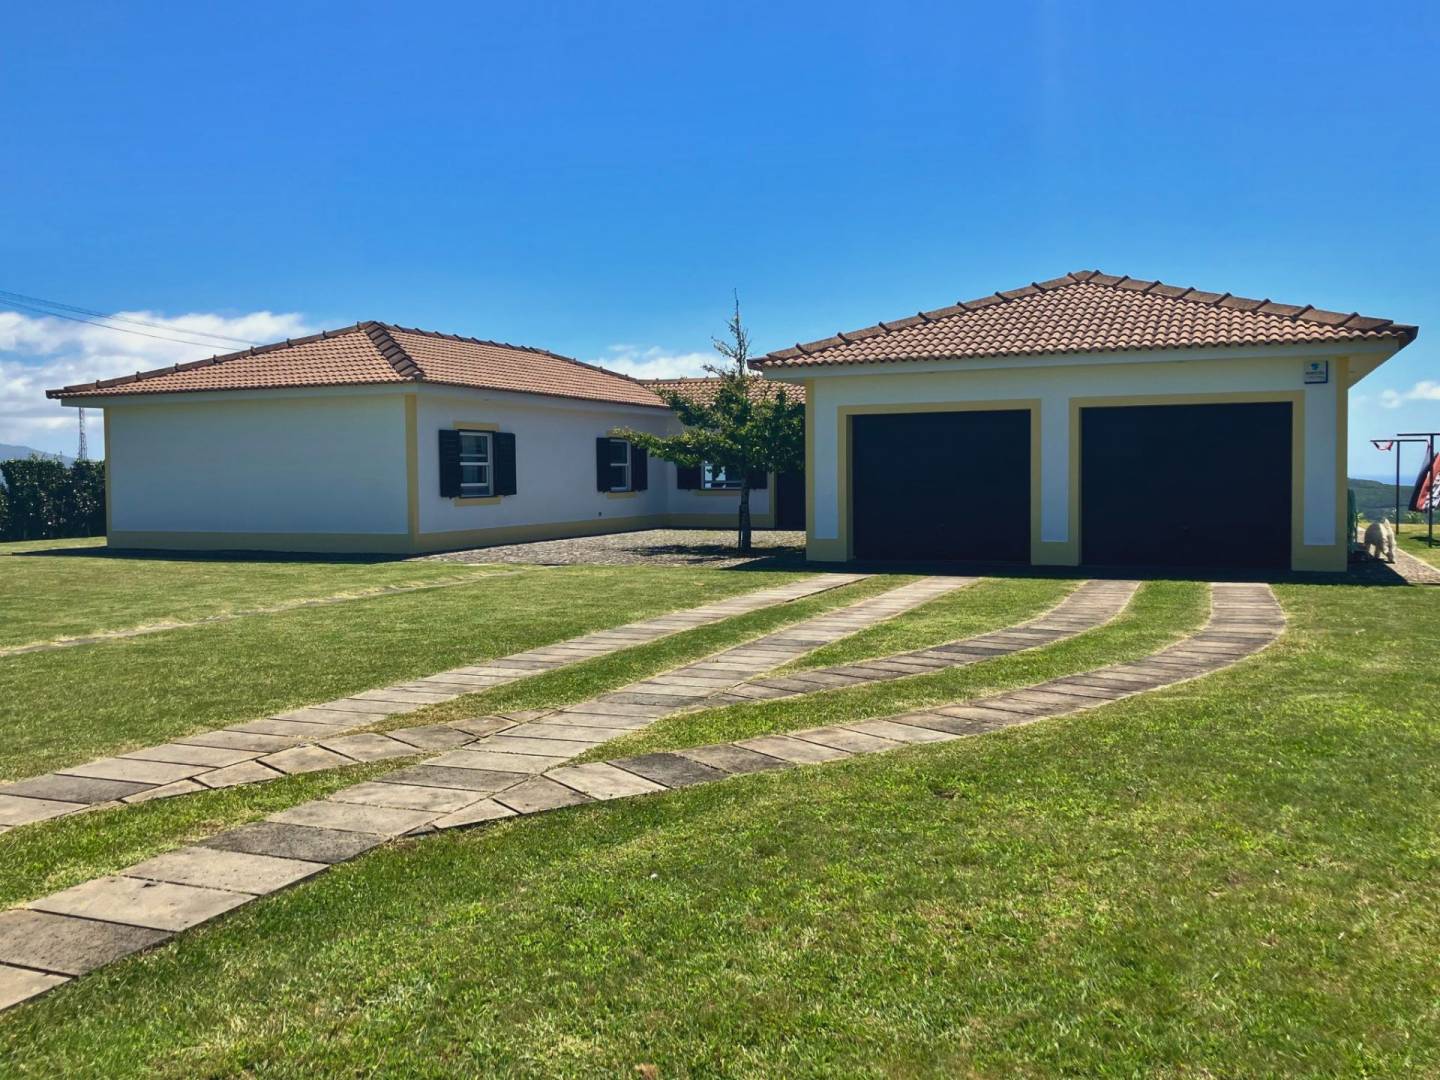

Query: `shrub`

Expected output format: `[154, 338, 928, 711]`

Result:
[0, 457, 106, 540]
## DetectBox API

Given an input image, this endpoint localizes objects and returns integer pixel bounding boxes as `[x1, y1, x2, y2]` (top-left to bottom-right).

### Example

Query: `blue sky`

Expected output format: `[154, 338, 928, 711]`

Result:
[2, 0, 1435, 478]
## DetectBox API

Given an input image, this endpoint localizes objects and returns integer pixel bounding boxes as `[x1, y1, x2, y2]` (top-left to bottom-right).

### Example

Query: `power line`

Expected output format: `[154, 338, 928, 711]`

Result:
[0, 297, 255, 352]
[0, 289, 259, 346]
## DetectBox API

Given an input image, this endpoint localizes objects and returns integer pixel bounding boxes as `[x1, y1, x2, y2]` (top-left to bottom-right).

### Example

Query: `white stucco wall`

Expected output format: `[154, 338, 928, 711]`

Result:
[782, 347, 1354, 562]
[105, 392, 409, 538]
[416, 389, 674, 537]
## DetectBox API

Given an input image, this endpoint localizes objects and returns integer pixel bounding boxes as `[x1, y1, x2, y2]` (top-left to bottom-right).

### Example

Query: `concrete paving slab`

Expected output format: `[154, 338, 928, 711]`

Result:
[547, 762, 666, 800]
[610, 752, 726, 789]
[0, 793, 86, 827]
[678, 743, 793, 775]
[0, 963, 68, 1010]
[495, 776, 593, 814]
[271, 707, 378, 725]
[0, 910, 169, 976]
[352, 688, 455, 705]
[507, 722, 636, 742]
[790, 726, 899, 754]
[177, 730, 300, 753]
[121, 743, 260, 768]
[330, 781, 481, 813]
[260, 745, 354, 775]
[482, 733, 601, 756]
[734, 735, 852, 765]
[542, 711, 650, 730]
[386, 724, 476, 751]
[446, 716, 516, 738]
[426, 749, 565, 774]
[31, 875, 251, 932]
[202, 821, 385, 863]
[230, 718, 352, 739]
[58, 757, 208, 785]
[319, 733, 420, 762]
[305, 699, 416, 717]
[379, 764, 530, 792]
[121, 779, 205, 804]
[843, 718, 960, 744]
[431, 798, 517, 830]
[196, 760, 284, 790]
[126, 846, 325, 894]
[267, 800, 437, 836]
[0, 773, 152, 805]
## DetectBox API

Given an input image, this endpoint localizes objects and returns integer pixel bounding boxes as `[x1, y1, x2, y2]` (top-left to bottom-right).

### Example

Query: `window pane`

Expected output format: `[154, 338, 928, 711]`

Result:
[608, 439, 630, 465]
[459, 432, 490, 462]
[608, 464, 629, 490]
[461, 464, 490, 487]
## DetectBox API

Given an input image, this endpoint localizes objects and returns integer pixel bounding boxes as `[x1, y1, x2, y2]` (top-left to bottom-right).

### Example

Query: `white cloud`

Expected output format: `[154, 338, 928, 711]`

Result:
[1380, 380, 1440, 409]
[597, 344, 716, 380]
[0, 309, 313, 455]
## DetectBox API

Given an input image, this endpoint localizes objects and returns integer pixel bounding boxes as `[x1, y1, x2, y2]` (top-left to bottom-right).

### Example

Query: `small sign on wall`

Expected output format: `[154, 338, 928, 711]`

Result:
[1303, 360, 1329, 385]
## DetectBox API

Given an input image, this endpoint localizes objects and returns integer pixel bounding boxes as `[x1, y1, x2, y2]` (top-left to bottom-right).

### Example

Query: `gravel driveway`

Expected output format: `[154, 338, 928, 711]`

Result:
[425, 529, 808, 568]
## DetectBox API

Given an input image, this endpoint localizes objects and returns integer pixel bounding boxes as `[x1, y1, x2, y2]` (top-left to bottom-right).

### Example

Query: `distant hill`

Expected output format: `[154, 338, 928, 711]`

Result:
[1350, 477, 1412, 522]
[0, 444, 72, 464]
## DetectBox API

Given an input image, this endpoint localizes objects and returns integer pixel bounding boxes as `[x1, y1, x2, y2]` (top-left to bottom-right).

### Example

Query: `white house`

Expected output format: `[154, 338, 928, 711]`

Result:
[48, 324, 787, 554]
[754, 270, 1417, 573]
[49, 270, 1416, 572]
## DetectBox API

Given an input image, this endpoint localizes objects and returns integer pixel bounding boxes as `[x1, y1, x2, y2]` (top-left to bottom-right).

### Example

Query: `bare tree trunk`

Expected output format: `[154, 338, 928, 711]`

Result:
[737, 478, 753, 553]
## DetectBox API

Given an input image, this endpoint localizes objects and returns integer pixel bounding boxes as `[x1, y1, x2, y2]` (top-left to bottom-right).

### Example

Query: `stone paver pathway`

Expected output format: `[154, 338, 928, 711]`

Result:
[0, 574, 863, 832]
[0, 583, 1285, 1013]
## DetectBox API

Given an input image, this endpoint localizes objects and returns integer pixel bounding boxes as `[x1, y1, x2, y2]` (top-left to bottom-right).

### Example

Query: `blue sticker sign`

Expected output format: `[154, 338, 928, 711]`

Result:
[1303, 360, 1329, 385]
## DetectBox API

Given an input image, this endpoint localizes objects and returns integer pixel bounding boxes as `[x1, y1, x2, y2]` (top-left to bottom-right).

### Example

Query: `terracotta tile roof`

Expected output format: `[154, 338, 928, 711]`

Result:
[47, 322, 669, 409]
[754, 270, 1419, 369]
[643, 376, 806, 406]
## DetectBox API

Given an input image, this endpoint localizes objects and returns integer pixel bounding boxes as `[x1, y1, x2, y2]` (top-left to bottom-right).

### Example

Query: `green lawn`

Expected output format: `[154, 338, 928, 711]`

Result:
[1397, 522, 1440, 567]
[0, 539, 513, 649]
[0, 564, 815, 781]
[1, 576, 1436, 1075]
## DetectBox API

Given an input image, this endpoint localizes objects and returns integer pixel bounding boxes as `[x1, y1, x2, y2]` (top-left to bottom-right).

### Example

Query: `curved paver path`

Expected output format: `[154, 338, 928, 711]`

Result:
[0, 576, 964, 831]
[0, 583, 1283, 1013]
[0, 574, 864, 832]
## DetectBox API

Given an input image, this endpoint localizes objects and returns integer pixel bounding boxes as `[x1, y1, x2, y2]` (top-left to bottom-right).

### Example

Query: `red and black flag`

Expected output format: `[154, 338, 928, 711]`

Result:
[1410, 448, 1440, 513]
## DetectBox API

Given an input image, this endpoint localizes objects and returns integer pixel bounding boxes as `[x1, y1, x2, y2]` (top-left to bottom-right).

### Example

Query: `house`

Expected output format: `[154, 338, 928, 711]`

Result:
[47, 324, 780, 553]
[753, 270, 1417, 571]
[48, 270, 1417, 571]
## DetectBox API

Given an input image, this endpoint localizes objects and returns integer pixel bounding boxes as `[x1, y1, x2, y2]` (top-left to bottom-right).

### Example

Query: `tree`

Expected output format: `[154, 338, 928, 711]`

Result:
[618, 296, 804, 553]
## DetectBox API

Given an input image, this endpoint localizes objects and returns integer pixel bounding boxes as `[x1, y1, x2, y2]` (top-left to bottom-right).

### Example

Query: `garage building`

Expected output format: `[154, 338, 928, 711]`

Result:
[753, 270, 1417, 573]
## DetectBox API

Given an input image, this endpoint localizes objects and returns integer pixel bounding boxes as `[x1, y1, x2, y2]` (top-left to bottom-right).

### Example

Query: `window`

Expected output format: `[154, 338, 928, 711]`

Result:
[606, 438, 632, 492]
[701, 462, 743, 490]
[459, 430, 492, 497]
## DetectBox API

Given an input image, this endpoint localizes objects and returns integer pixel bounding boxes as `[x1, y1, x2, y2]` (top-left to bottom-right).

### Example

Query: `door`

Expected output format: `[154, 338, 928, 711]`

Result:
[851, 409, 1031, 562]
[1080, 401, 1292, 569]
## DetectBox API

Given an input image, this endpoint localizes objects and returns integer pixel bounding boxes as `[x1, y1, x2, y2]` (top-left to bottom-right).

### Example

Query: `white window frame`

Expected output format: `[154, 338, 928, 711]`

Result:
[459, 430, 493, 498]
[701, 462, 743, 490]
[608, 438, 632, 492]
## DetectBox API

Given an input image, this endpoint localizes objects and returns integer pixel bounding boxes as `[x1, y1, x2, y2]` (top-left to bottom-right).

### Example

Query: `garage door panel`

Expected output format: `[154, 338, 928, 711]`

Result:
[1080, 402, 1291, 570]
[852, 410, 1030, 562]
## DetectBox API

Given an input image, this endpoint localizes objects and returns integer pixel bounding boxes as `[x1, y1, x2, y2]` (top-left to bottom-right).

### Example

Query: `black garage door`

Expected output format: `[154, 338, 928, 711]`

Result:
[852, 410, 1030, 562]
[1081, 402, 1292, 570]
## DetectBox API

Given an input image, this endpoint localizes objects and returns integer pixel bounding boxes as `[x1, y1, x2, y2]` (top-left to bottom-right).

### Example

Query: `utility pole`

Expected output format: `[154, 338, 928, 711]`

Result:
[77, 407, 88, 461]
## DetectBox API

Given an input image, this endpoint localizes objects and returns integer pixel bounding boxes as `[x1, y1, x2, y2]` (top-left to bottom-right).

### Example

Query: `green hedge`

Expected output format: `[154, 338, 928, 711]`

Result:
[0, 458, 105, 540]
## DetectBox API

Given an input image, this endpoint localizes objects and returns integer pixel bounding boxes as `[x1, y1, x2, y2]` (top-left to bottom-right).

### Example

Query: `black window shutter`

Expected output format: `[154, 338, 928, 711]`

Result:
[632, 447, 648, 491]
[747, 468, 768, 489]
[676, 464, 701, 489]
[438, 429, 461, 497]
[596, 438, 612, 492]
[493, 432, 517, 496]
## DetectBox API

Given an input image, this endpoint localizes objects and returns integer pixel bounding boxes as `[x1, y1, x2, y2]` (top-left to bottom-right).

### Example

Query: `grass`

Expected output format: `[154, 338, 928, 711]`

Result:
[1397, 522, 1440, 567]
[0, 761, 414, 910]
[0, 539, 513, 649]
[364, 574, 920, 731]
[0, 564, 811, 781]
[1, 577, 1436, 1076]
[579, 578, 1206, 762]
